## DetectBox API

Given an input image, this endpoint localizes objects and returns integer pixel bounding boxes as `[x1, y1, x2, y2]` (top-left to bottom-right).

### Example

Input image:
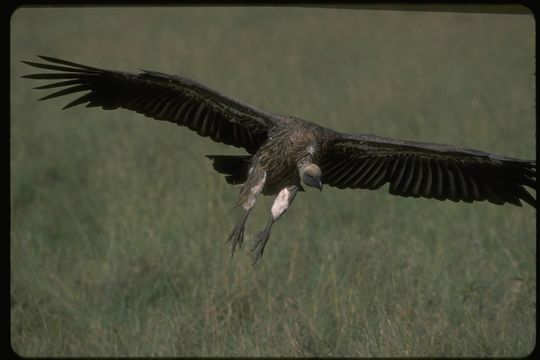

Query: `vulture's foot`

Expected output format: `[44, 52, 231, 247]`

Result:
[250, 227, 271, 265]
[227, 209, 251, 258]
[227, 221, 245, 258]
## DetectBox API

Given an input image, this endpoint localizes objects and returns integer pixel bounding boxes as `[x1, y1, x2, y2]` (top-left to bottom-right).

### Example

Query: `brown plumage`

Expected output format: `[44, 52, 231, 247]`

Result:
[22, 56, 536, 264]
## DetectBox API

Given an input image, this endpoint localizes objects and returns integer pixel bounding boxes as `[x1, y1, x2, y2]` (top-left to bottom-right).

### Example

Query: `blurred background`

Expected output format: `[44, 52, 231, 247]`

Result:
[11, 6, 535, 357]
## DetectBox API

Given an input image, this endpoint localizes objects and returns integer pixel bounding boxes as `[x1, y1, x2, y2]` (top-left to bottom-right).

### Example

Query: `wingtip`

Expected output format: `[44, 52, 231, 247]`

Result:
[37, 54, 59, 62]
[21, 55, 52, 65]
[20, 72, 39, 79]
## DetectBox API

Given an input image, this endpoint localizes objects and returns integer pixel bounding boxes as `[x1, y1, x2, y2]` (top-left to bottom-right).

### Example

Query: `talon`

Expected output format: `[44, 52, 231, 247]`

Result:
[250, 228, 270, 265]
[227, 209, 251, 258]
[228, 224, 244, 258]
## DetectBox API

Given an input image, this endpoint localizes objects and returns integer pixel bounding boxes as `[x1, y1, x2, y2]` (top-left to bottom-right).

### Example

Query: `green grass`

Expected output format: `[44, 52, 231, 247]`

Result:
[11, 6, 535, 357]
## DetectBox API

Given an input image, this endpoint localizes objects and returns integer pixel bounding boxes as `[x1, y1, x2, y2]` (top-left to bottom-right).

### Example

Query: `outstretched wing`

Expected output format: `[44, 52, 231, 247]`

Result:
[319, 133, 536, 208]
[22, 55, 278, 154]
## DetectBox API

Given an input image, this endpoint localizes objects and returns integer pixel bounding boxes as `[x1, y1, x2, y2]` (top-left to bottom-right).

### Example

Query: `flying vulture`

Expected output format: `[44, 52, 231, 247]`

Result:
[22, 56, 536, 264]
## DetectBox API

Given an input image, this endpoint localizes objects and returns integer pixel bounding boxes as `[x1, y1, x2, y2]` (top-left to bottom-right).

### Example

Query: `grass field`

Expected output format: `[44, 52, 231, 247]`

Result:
[10, 6, 535, 357]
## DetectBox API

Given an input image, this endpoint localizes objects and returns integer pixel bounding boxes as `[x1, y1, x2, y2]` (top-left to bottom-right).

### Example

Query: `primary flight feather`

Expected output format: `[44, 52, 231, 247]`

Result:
[22, 56, 536, 264]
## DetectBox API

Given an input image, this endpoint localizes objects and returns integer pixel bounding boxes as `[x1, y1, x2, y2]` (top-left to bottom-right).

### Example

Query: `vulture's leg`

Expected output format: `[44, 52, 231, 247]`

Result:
[227, 171, 266, 258]
[227, 208, 252, 257]
[251, 185, 299, 264]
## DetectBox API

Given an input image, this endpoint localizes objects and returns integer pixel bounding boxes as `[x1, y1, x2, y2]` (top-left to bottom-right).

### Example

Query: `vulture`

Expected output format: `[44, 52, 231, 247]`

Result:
[22, 56, 536, 264]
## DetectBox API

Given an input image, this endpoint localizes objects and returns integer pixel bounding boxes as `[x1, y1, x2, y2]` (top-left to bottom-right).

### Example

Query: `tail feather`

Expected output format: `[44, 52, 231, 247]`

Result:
[206, 155, 252, 185]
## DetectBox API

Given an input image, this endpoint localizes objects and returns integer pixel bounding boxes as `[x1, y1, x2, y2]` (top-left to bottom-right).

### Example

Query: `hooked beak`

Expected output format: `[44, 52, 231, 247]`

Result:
[317, 180, 323, 192]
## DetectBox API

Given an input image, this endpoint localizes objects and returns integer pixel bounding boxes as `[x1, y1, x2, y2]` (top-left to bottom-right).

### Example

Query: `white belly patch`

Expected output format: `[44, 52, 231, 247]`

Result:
[271, 187, 291, 220]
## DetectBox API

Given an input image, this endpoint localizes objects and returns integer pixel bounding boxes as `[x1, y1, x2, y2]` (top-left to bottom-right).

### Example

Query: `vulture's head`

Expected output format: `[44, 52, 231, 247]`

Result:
[301, 163, 322, 191]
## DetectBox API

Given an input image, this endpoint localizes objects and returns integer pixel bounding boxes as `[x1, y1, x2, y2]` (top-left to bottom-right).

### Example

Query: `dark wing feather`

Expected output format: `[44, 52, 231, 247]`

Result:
[22, 55, 278, 154]
[320, 133, 536, 208]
